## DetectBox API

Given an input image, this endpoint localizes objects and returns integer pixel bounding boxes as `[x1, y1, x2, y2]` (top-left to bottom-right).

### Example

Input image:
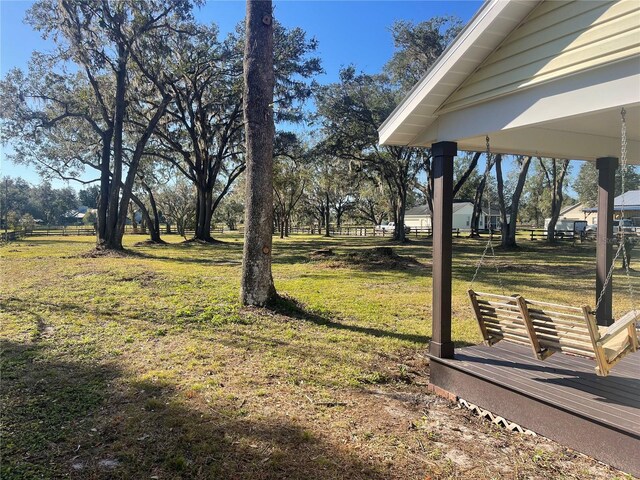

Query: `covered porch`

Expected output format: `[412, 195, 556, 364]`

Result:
[379, 0, 640, 475]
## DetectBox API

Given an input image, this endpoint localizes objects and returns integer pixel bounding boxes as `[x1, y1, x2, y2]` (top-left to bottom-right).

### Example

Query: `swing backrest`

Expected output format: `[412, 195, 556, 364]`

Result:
[468, 290, 544, 358]
[522, 298, 639, 375]
[521, 298, 598, 359]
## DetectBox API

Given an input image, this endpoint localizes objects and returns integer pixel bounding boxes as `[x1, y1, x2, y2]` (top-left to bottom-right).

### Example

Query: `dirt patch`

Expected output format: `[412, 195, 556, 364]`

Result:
[78, 248, 136, 259]
[310, 247, 427, 271]
[133, 239, 167, 247]
[181, 237, 225, 245]
[115, 271, 158, 287]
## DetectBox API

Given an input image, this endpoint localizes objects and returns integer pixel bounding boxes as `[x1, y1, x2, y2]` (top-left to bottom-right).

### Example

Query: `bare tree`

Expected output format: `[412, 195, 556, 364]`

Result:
[540, 158, 571, 243]
[470, 154, 496, 236]
[240, 0, 276, 306]
[495, 155, 531, 248]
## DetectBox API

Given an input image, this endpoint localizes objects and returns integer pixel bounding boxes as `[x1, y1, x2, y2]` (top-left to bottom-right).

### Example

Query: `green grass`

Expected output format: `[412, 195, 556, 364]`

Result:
[1, 233, 636, 479]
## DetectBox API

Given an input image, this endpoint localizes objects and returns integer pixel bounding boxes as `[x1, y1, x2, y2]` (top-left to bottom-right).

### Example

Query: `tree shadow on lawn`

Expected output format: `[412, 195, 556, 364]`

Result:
[1, 339, 393, 480]
[274, 248, 432, 279]
[269, 295, 438, 346]
[459, 262, 640, 300]
[127, 242, 243, 265]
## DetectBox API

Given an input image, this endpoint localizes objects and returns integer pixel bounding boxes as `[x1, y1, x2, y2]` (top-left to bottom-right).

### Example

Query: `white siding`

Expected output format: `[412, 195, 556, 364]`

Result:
[405, 216, 431, 228]
[440, 0, 640, 113]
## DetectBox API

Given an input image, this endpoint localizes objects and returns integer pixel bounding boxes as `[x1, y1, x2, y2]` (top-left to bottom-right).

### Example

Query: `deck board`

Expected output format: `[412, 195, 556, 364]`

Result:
[436, 342, 640, 437]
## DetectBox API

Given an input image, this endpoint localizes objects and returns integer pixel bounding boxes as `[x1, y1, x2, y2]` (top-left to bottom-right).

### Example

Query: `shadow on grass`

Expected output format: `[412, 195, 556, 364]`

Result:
[0, 339, 392, 480]
[269, 295, 432, 345]
[273, 246, 431, 279]
[121, 241, 244, 265]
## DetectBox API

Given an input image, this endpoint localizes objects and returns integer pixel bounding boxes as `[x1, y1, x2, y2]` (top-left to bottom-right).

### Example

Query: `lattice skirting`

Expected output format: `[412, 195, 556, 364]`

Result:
[458, 398, 537, 436]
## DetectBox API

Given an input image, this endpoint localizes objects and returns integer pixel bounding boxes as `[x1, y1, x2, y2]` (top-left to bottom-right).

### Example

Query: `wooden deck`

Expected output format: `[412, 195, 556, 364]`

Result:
[428, 342, 640, 476]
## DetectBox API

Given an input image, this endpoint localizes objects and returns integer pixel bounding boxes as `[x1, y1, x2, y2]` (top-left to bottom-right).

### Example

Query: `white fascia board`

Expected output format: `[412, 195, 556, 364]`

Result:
[378, 0, 540, 146]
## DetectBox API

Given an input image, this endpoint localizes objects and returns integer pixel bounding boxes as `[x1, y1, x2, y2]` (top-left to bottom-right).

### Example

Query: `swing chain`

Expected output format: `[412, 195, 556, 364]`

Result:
[594, 106, 637, 314]
[470, 136, 505, 295]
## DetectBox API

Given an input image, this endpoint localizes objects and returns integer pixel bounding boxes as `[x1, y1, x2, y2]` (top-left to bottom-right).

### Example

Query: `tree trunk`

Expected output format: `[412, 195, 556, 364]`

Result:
[470, 154, 494, 237]
[131, 193, 162, 243]
[240, 0, 276, 307]
[147, 186, 163, 243]
[324, 193, 331, 237]
[195, 183, 215, 242]
[622, 239, 633, 269]
[97, 130, 113, 246]
[545, 159, 570, 243]
[423, 155, 434, 215]
[113, 96, 170, 249]
[453, 151, 481, 198]
[470, 177, 487, 236]
[494, 154, 510, 245]
[505, 156, 531, 247]
[129, 201, 138, 233]
[394, 186, 407, 242]
[101, 47, 128, 251]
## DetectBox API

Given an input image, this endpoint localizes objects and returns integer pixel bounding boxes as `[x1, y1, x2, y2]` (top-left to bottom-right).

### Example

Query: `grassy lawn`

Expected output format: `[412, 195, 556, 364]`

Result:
[1, 234, 636, 479]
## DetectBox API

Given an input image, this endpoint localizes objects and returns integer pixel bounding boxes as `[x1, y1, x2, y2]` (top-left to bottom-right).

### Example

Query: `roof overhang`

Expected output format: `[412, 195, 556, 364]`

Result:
[378, 0, 640, 164]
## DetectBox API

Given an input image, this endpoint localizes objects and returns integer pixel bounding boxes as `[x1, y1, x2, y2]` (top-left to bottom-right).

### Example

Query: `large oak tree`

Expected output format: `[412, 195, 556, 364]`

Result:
[0, 0, 193, 250]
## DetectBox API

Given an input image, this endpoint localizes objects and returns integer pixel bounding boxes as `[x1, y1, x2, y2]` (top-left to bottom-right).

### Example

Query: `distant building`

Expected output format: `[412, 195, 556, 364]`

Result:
[404, 201, 503, 230]
[582, 190, 640, 226]
[542, 202, 591, 228]
[64, 206, 97, 225]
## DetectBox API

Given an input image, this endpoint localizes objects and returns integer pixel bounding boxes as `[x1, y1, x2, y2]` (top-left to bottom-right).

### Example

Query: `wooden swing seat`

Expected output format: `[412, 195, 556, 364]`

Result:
[468, 289, 639, 376]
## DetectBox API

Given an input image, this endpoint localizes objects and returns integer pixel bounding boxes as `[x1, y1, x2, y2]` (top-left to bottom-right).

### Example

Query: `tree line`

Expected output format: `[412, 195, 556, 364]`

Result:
[2, 2, 638, 252]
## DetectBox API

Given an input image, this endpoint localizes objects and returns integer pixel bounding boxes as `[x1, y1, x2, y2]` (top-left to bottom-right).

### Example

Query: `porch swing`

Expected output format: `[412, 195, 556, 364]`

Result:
[468, 108, 640, 376]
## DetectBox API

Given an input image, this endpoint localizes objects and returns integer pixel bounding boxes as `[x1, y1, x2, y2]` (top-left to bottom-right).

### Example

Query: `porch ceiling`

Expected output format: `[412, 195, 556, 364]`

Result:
[453, 102, 640, 162]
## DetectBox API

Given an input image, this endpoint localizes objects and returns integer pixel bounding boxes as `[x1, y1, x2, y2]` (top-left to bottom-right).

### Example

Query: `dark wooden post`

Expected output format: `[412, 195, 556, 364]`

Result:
[431, 141, 457, 358]
[595, 157, 618, 326]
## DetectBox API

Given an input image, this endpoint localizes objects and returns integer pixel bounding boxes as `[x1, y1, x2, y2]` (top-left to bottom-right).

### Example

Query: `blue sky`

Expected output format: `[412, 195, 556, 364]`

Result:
[0, 0, 482, 186]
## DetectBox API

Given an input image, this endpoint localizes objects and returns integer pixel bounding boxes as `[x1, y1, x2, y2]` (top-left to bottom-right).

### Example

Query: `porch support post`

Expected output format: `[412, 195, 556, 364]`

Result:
[430, 141, 457, 358]
[595, 156, 618, 326]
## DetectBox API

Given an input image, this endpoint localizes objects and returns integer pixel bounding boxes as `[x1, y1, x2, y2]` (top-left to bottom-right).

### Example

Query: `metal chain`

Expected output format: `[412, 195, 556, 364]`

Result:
[470, 136, 505, 295]
[594, 107, 637, 314]
[595, 241, 625, 311]
[618, 107, 637, 313]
